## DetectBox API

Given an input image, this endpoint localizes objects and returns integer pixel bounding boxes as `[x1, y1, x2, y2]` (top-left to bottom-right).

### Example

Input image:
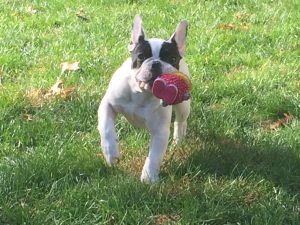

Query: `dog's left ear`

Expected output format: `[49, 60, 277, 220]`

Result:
[169, 20, 188, 57]
[128, 15, 145, 52]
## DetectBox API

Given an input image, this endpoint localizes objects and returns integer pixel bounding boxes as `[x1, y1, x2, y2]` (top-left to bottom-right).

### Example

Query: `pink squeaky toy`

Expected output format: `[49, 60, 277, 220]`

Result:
[152, 72, 192, 107]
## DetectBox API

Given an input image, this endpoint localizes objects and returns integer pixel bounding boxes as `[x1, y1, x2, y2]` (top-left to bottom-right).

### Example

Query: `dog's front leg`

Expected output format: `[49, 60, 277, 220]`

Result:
[173, 99, 190, 144]
[141, 126, 170, 182]
[98, 99, 119, 166]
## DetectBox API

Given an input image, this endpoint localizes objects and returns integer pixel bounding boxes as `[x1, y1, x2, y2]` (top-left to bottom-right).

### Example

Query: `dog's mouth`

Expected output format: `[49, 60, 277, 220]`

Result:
[137, 79, 153, 90]
[135, 62, 163, 90]
[137, 75, 160, 90]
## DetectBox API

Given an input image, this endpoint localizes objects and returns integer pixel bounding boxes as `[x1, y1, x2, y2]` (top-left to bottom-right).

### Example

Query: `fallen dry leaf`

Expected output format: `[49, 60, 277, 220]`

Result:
[26, 81, 75, 107]
[61, 87, 75, 97]
[242, 191, 258, 205]
[267, 113, 294, 130]
[218, 23, 249, 31]
[45, 79, 75, 98]
[234, 11, 243, 19]
[26, 89, 45, 107]
[241, 23, 249, 31]
[47, 79, 63, 96]
[23, 113, 33, 121]
[26, 6, 38, 14]
[151, 214, 180, 225]
[218, 23, 236, 30]
[76, 9, 90, 22]
[11, 12, 18, 17]
[234, 11, 250, 20]
[61, 61, 80, 74]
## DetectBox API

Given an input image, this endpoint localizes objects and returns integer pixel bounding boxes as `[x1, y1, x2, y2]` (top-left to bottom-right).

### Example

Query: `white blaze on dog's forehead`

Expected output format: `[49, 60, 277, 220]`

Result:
[148, 38, 164, 59]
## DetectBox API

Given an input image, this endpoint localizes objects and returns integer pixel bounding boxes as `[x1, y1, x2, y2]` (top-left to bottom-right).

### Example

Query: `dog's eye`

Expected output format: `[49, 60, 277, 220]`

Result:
[137, 53, 146, 61]
[170, 56, 177, 64]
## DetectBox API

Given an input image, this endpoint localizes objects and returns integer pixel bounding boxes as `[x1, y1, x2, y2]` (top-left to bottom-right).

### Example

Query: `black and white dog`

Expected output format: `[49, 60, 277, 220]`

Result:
[98, 15, 190, 182]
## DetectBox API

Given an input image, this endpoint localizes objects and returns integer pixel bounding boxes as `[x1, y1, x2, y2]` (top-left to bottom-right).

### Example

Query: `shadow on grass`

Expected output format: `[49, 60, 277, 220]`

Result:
[171, 136, 300, 195]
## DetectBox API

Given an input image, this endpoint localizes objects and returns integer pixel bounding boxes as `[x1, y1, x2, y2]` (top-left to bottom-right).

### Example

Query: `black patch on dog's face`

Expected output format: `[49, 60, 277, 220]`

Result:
[159, 39, 181, 70]
[131, 37, 152, 69]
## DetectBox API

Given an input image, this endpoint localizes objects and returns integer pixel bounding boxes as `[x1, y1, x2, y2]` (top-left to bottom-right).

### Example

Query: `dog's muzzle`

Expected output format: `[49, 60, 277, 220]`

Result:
[151, 60, 162, 77]
[137, 60, 163, 90]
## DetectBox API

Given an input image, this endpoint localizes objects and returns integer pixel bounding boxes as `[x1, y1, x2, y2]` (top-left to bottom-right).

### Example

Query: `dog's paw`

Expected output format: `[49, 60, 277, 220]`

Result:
[173, 121, 187, 145]
[140, 170, 159, 183]
[140, 157, 159, 183]
[103, 152, 120, 166]
[172, 137, 183, 146]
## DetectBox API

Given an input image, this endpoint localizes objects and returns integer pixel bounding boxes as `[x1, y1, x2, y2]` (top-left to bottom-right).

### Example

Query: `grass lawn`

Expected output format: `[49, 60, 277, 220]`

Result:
[1, 0, 300, 224]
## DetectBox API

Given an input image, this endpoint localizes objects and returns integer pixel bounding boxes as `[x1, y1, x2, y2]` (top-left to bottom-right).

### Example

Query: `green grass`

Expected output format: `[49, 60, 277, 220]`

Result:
[1, 0, 300, 224]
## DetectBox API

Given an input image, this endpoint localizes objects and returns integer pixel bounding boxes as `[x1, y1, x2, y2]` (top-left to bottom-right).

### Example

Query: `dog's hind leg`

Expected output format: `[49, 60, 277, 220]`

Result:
[98, 99, 119, 166]
[173, 99, 190, 144]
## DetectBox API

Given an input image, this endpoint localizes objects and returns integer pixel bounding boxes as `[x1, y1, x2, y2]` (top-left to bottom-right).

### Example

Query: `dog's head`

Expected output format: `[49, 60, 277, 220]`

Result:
[128, 15, 188, 90]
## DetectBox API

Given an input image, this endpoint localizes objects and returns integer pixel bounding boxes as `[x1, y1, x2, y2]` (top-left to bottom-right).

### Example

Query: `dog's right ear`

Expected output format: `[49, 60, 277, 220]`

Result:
[128, 15, 145, 52]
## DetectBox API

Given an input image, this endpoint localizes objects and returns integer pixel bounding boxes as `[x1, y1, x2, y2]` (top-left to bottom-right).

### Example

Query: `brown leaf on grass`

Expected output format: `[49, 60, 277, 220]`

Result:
[26, 89, 45, 107]
[26, 81, 74, 107]
[26, 6, 38, 14]
[45, 79, 75, 98]
[76, 9, 90, 22]
[23, 113, 33, 121]
[218, 23, 249, 31]
[11, 12, 18, 17]
[241, 23, 249, 31]
[61, 87, 75, 97]
[234, 11, 250, 20]
[218, 23, 236, 30]
[47, 79, 63, 96]
[242, 191, 258, 205]
[269, 122, 280, 130]
[266, 113, 294, 130]
[61, 61, 80, 74]
[151, 214, 180, 225]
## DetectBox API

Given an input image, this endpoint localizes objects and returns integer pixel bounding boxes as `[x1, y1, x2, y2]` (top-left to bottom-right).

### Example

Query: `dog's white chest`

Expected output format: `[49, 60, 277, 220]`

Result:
[112, 93, 160, 129]
[116, 105, 147, 128]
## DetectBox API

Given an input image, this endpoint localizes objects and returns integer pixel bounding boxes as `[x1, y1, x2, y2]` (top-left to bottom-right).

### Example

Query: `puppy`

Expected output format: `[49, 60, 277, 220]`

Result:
[98, 15, 190, 182]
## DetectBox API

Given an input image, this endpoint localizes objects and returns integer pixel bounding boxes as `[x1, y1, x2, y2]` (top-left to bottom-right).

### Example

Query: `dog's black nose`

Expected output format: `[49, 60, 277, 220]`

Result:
[152, 60, 160, 68]
[151, 60, 162, 76]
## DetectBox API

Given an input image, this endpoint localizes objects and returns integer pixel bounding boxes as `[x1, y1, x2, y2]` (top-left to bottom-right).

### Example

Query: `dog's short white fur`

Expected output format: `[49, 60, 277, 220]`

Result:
[98, 15, 190, 182]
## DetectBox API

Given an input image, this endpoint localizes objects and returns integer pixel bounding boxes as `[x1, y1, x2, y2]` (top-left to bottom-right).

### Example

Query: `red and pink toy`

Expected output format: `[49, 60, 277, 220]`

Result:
[152, 72, 192, 107]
